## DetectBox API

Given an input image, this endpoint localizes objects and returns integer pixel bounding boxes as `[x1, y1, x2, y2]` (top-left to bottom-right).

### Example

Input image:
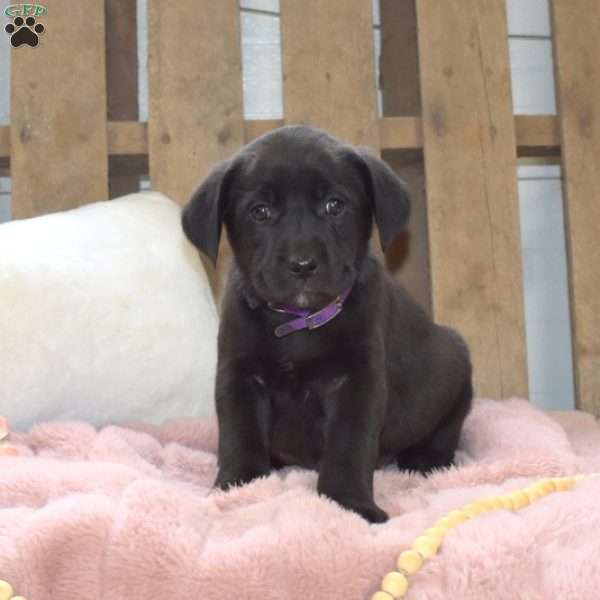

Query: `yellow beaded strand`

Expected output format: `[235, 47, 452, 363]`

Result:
[371, 474, 599, 599]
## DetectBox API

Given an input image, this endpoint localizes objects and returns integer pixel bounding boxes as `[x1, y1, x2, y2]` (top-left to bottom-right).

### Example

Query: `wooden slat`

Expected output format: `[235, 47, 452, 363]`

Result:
[0, 127, 8, 160]
[380, 0, 421, 115]
[105, 0, 139, 198]
[107, 122, 148, 155]
[109, 155, 148, 178]
[552, 0, 600, 415]
[515, 115, 561, 157]
[148, 0, 244, 302]
[0, 117, 565, 165]
[378, 117, 423, 151]
[280, 0, 378, 147]
[10, 1, 108, 218]
[417, 0, 528, 399]
[100, 116, 559, 156]
[380, 0, 431, 315]
[148, 0, 243, 203]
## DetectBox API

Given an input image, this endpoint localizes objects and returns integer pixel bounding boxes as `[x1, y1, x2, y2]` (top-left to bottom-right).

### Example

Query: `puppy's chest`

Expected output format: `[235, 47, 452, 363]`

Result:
[265, 357, 325, 408]
[261, 358, 345, 468]
[265, 354, 345, 400]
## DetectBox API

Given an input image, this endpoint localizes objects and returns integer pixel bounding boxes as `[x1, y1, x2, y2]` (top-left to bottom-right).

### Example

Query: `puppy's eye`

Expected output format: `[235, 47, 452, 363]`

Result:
[250, 204, 272, 222]
[325, 197, 346, 216]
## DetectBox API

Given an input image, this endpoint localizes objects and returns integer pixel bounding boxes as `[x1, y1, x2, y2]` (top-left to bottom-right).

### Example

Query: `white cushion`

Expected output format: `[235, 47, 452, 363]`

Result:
[0, 192, 218, 431]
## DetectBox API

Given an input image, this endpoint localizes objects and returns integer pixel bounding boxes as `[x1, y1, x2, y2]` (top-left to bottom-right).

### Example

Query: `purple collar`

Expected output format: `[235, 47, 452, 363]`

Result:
[268, 287, 352, 338]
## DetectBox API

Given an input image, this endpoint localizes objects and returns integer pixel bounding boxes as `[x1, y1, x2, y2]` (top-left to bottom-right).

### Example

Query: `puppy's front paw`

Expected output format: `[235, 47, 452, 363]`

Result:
[214, 463, 271, 490]
[343, 500, 389, 524]
[320, 490, 389, 523]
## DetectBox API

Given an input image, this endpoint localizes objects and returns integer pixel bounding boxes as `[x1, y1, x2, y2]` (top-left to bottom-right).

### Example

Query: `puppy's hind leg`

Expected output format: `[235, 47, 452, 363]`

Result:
[396, 380, 472, 475]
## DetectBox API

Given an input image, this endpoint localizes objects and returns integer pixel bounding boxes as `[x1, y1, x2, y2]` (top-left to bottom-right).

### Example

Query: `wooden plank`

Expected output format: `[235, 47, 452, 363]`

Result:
[417, 0, 528, 399]
[105, 0, 139, 198]
[552, 0, 600, 415]
[148, 0, 244, 302]
[148, 0, 243, 203]
[378, 117, 423, 151]
[280, 0, 378, 147]
[380, 0, 421, 116]
[0, 127, 8, 160]
[515, 115, 560, 157]
[109, 155, 148, 178]
[107, 122, 148, 156]
[380, 0, 431, 315]
[0, 117, 564, 166]
[10, 1, 108, 218]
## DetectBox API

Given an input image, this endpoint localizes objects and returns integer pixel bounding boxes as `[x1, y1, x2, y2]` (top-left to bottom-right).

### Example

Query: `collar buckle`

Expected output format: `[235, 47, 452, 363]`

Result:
[305, 303, 342, 330]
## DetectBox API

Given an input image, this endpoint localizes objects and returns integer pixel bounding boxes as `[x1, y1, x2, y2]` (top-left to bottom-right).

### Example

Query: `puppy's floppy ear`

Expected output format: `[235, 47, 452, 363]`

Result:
[355, 148, 411, 252]
[181, 159, 234, 265]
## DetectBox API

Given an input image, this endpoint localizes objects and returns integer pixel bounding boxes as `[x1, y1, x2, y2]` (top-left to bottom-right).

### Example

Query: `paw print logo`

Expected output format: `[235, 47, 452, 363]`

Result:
[5, 15, 45, 48]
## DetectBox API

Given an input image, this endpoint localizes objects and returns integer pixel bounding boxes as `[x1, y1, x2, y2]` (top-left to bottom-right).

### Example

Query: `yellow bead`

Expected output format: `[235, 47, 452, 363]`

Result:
[511, 492, 524, 509]
[512, 491, 530, 510]
[524, 486, 543, 503]
[435, 517, 453, 531]
[553, 477, 575, 491]
[412, 534, 441, 558]
[425, 526, 447, 540]
[479, 498, 496, 512]
[492, 496, 505, 510]
[435, 517, 450, 531]
[475, 498, 492, 512]
[397, 550, 424, 575]
[381, 571, 409, 598]
[483, 496, 503, 511]
[0, 581, 14, 600]
[500, 495, 514, 510]
[536, 479, 556, 495]
[463, 502, 484, 518]
[371, 592, 394, 600]
[495, 495, 504, 507]
[447, 509, 470, 526]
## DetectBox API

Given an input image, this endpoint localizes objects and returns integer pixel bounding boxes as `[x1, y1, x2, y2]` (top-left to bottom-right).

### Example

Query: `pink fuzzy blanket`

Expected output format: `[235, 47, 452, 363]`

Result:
[1, 398, 600, 600]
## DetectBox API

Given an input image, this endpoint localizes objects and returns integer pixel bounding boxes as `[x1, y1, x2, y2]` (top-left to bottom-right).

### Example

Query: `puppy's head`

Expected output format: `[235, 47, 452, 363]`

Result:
[182, 126, 410, 309]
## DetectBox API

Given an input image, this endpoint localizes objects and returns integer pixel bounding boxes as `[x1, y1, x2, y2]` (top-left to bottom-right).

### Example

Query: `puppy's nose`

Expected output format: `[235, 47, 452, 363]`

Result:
[288, 256, 318, 277]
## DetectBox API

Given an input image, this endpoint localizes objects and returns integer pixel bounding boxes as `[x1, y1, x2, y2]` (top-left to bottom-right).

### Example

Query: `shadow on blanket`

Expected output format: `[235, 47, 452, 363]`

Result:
[1, 398, 599, 600]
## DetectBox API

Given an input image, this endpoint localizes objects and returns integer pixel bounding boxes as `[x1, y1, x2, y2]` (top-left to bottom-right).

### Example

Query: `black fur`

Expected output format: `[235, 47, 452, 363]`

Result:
[182, 126, 472, 523]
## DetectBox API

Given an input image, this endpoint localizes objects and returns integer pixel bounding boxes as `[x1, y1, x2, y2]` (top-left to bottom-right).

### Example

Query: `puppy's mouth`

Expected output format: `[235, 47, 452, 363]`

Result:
[285, 285, 333, 311]
[253, 266, 355, 312]
[257, 276, 347, 312]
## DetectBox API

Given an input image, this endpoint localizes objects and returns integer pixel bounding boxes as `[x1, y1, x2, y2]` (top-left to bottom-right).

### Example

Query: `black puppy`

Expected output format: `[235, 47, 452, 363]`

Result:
[182, 125, 472, 523]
